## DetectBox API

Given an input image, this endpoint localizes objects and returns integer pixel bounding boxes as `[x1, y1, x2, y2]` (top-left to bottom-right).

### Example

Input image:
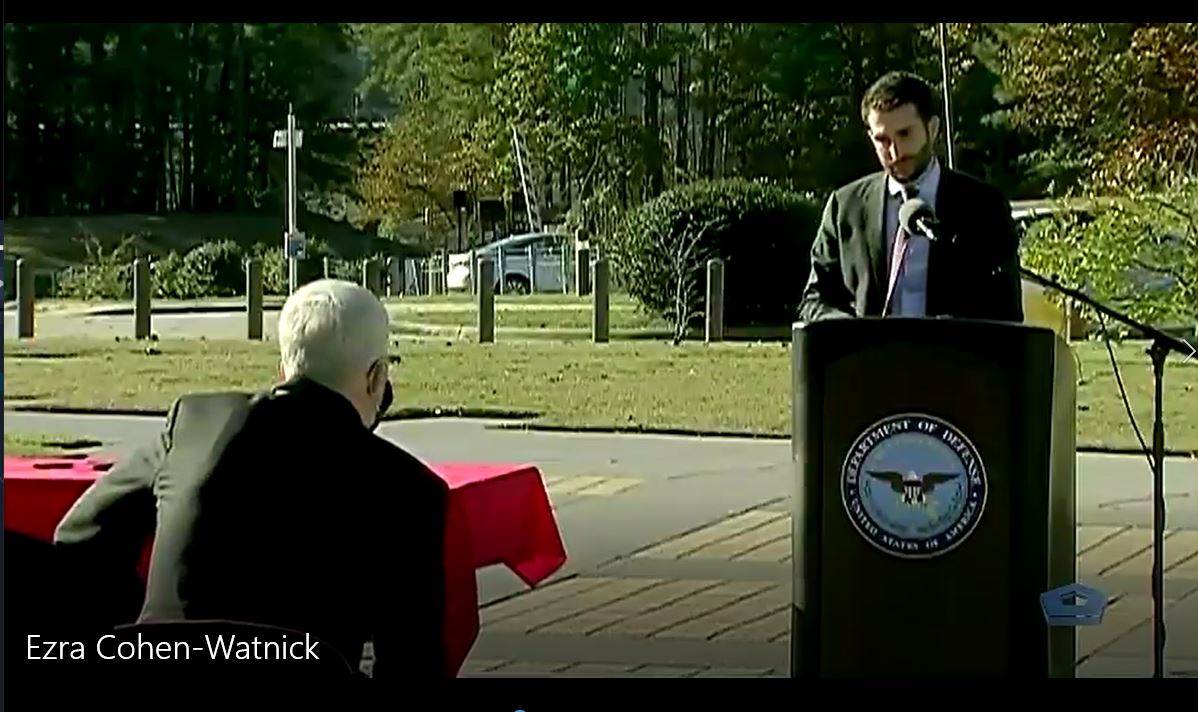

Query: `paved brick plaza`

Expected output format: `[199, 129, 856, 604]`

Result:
[465, 502, 1198, 678]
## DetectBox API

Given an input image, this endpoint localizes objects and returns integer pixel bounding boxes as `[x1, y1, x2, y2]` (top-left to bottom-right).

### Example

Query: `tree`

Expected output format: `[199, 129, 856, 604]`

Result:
[353, 23, 510, 241]
[1021, 178, 1197, 327]
[993, 23, 1198, 193]
[997, 23, 1196, 327]
[4, 23, 360, 219]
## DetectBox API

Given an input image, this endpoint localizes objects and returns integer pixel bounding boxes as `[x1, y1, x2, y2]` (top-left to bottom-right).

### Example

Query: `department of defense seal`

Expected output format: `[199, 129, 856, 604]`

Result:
[840, 413, 987, 559]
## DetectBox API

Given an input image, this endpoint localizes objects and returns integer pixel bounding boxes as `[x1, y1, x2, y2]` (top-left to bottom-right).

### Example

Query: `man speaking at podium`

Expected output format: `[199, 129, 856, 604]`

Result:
[797, 71, 1023, 323]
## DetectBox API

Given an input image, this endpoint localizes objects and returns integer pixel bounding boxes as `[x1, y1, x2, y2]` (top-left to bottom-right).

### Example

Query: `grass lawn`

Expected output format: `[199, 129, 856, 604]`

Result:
[6, 293, 666, 330]
[392, 292, 624, 306]
[3, 431, 104, 456]
[392, 306, 668, 332]
[3, 336, 1195, 454]
[388, 292, 667, 332]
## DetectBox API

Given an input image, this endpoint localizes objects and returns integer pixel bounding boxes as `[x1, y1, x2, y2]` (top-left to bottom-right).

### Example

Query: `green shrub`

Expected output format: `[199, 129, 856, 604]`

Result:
[609, 178, 821, 340]
[151, 240, 246, 299]
[53, 235, 387, 300]
[246, 239, 359, 294]
[182, 240, 245, 297]
[56, 238, 137, 300]
[57, 239, 247, 301]
[151, 251, 190, 299]
[245, 243, 289, 296]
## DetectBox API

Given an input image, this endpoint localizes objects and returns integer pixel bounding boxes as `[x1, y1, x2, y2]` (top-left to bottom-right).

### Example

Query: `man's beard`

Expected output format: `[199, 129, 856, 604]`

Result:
[889, 143, 935, 184]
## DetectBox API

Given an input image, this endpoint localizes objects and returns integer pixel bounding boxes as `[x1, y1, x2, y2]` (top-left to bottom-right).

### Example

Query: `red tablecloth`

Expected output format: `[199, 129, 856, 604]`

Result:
[2, 454, 567, 676]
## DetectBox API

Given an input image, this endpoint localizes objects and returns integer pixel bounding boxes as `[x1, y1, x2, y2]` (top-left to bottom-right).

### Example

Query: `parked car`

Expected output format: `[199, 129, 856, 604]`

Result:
[1010, 198, 1098, 225]
[446, 231, 571, 294]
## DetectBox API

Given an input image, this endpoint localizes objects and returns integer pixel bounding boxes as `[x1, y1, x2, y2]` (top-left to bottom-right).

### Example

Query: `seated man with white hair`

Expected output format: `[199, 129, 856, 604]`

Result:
[54, 279, 450, 678]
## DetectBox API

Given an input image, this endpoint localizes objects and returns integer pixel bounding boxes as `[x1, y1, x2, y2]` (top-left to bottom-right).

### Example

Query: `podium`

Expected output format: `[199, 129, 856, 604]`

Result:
[790, 318, 1077, 677]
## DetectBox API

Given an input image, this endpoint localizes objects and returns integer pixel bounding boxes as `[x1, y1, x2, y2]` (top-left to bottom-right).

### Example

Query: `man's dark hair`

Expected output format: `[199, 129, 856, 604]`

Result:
[860, 71, 939, 124]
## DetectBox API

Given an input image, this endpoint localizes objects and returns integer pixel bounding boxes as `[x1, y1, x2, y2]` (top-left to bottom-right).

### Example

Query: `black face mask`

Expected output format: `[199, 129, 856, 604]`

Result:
[370, 380, 393, 432]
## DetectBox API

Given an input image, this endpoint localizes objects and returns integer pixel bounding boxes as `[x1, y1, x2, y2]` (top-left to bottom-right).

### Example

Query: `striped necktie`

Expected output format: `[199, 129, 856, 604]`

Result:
[884, 185, 919, 316]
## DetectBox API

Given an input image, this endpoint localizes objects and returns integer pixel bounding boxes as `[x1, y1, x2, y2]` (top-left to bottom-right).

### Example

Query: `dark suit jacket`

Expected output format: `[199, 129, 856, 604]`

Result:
[797, 167, 1024, 323]
[53, 377, 450, 679]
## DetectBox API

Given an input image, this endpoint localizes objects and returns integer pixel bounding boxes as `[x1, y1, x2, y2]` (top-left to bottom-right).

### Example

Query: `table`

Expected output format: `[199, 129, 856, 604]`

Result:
[3, 454, 567, 677]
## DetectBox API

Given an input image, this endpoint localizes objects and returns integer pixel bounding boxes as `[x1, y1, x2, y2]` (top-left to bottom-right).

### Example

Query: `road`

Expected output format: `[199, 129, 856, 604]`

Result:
[4, 306, 279, 341]
[3, 300, 640, 341]
[5, 411, 1197, 677]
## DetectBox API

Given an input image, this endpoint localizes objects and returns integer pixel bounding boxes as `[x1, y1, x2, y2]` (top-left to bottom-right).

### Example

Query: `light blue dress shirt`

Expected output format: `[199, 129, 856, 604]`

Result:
[884, 158, 941, 317]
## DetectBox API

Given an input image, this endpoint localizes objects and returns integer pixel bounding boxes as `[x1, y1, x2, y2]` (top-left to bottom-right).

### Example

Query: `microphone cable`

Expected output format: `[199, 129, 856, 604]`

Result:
[1091, 307, 1167, 677]
[1037, 269, 1169, 677]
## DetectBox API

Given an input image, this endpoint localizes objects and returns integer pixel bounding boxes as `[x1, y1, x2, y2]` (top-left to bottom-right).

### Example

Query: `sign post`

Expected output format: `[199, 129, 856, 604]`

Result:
[273, 105, 305, 294]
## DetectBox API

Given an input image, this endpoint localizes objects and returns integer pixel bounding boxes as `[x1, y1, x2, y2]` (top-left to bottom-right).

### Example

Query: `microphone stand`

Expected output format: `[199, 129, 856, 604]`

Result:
[1019, 266, 1195, 679]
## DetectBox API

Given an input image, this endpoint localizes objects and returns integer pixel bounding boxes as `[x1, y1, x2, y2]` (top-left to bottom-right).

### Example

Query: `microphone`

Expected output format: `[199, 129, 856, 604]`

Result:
[899, 197, 948, 243]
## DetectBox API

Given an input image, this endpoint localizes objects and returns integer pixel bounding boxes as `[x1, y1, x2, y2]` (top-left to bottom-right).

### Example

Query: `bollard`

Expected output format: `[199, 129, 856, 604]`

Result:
[3, 256, 14, 302]
[373, 258, 384, 296]
[592, 258, 609, 343]
[527, 245, 537, 293]
[246, 258, 263, 341]
[706, 258, 725, 343]
[386, 257, 402, 298]
[362, 258, 382, 296]
[133, 258, 151, 340]
[438, 249, 448, 295]
[404, 258, 419, 296]
[477, 257, 495, 343]
[16, 258, 35, 338]
[426, 258, 440, 296]
[576, 247, 591, 296]
[323, 256, 333, 279]
[559, 243, 568, 294]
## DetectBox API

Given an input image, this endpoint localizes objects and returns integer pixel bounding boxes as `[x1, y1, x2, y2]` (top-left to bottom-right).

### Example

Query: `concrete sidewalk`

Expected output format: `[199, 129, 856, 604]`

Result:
[6, 413, 1197, 677]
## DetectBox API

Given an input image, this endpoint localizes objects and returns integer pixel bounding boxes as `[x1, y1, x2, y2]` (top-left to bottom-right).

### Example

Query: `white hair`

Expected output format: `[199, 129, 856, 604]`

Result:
[277, 279, 390, 388]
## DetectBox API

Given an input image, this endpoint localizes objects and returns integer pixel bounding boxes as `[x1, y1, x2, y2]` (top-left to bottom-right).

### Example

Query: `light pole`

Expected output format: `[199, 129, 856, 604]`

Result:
[273, 104, 305, 294]
[938, 23, 956, 170]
